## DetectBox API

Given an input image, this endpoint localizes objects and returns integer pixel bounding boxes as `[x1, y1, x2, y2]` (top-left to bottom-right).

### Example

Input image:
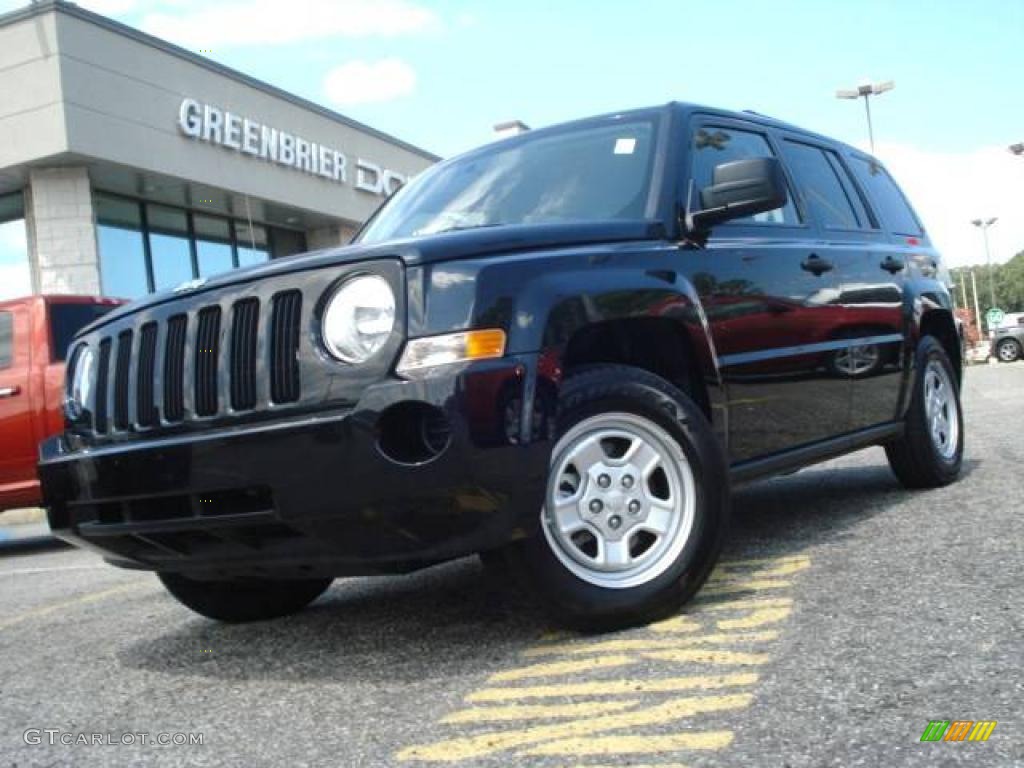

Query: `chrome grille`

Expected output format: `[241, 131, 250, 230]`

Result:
[269, 290, 302, 404]
[194, 306, 222, 417]
[229, 299, 259, 411]
[113, 330, 133, 430]
[136, 323, 159, 427]
[163, 314, 187, 422]
[94, 338, 112, 434]
[84, 295, 300, 433]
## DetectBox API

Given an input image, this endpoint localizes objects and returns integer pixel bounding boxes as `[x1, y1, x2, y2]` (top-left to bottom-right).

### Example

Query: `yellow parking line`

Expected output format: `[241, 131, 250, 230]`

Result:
[466, 673, 759, 702]
[700, 578, 793, 596]
[643, 649, 771, 665]
[489, 654, 636, 682]
[523, 730, 735, 756]
[717, 607, 792, 630]
[442, 699, 640, 724]
[648, 615, 702, 633]
[397, 694, 752, 762]
[717, 555, 809, 567]
[710, 557, 811, 580]
[694, 596, 793, 611]
[0, 581, 146, 632]
[522, 631, 778, 658]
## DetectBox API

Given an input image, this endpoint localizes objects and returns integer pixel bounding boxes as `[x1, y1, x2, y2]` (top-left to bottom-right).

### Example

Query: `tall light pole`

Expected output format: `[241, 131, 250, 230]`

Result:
[836, 80, 894, 154]
[971, 217, 998, 311]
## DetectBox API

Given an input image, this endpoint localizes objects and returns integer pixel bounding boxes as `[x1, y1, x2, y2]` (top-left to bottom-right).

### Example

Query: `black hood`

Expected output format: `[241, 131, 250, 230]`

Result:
[84, 219, 664, 332]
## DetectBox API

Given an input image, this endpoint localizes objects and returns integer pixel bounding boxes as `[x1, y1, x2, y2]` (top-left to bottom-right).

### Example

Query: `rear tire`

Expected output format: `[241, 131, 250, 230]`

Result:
[509, 365, 729, 631]
[996, 338, 1021, 363]
[158, 572, 333, 623]
[885, 336, 963, 488]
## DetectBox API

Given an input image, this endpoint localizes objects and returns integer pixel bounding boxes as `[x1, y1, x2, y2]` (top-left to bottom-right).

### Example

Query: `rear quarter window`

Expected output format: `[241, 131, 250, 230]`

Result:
[850, 157, 923, 237]
[49, 303, 116, 362]
[0, 311, 12, 368]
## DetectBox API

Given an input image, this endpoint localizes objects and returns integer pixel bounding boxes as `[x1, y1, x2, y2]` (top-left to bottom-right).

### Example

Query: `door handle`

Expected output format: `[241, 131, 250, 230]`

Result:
[0, 385, 21, 398]
[801, 254, 833, 276]
[880, 256, 905, 274]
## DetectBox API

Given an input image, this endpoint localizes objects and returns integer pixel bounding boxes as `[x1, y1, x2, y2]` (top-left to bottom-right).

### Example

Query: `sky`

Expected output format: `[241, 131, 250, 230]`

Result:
[1, 0, 1023, 289]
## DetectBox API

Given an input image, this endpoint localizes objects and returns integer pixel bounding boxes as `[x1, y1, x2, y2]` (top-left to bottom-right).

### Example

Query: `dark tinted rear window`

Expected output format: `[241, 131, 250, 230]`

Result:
[0, 311, 11, 368]
[49, 303, 115, 362]
[850, 157, 923, 236]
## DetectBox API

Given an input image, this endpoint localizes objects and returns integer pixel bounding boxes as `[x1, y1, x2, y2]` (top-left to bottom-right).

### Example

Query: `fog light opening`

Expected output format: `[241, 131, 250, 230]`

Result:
[376, 402, 452, 465]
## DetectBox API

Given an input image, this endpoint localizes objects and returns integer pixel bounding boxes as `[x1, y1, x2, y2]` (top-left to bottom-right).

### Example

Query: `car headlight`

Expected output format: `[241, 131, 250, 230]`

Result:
[321, 275, 396, 363]
[66, 345, 95, 420]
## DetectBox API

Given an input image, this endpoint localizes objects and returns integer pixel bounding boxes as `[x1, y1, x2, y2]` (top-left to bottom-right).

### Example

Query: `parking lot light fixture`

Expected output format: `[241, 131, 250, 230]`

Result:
[971, 217, 998, 312]
[836, 80, 894, 154]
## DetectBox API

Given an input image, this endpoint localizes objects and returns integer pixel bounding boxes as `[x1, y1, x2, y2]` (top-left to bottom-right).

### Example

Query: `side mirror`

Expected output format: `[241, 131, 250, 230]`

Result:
[687, 157, 788, 232]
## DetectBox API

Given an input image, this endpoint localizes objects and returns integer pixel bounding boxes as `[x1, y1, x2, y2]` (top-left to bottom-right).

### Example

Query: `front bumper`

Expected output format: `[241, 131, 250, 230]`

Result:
[39, 356, 550, 577]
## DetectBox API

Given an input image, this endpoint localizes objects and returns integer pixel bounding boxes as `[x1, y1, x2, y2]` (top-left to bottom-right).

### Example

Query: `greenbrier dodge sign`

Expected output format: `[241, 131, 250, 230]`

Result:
[177, 98, 407, 196]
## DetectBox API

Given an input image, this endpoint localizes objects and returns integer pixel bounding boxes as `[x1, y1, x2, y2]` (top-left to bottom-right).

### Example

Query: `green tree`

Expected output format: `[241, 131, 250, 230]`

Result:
[950, 250, 1024, 314]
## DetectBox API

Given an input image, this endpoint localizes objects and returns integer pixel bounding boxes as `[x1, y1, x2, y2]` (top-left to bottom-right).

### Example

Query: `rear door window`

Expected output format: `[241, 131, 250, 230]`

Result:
[850, 157, 923, 236]
[781, 141, 867, 230]
[49, 303, 116, 362]
[0, 311, 12, 368]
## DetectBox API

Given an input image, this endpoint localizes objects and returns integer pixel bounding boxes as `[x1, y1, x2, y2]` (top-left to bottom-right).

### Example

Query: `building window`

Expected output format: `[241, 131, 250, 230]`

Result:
[195, 215, 233, 278]
[0, 193, 30, 301]
[96, 196, 150, 299]
[236, 222, 269, 267]
[148, 205, 193, 292]
[94, 193, 305, 298]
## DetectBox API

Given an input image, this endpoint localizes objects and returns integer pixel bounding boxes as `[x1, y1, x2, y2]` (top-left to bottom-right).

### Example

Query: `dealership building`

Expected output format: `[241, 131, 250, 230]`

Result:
[0, 1, 438, 300]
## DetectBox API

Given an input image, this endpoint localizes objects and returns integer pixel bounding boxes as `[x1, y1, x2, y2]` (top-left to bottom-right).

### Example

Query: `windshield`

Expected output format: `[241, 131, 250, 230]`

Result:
[358, 118, 659, 243]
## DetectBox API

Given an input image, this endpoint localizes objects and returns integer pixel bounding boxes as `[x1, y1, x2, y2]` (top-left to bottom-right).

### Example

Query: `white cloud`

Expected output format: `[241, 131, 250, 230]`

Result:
[141, 0, 438, 47]
[0, 263, 31, 301]
[323, 58, 416, 106]
[872, 142, 1024, 268]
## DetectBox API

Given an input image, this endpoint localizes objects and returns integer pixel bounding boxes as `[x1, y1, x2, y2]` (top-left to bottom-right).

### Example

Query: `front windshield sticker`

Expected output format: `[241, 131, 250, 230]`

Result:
[614, 137, 637, 155]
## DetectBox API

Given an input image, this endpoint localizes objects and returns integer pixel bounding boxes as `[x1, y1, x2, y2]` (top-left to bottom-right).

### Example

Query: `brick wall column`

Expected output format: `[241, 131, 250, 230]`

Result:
[26, 167, 101, 295]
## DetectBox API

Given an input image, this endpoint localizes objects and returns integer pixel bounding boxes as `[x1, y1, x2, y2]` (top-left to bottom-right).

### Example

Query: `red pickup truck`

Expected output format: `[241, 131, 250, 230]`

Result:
[0, 295, 122, 511]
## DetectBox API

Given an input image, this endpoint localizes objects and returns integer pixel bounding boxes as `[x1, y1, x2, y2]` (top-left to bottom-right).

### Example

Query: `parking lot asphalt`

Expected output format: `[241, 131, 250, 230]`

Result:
[0, 362, 1021, 768]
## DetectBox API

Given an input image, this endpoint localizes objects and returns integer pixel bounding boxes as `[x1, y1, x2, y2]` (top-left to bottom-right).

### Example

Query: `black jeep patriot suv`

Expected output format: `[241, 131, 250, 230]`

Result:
[41, 103, 964, 629]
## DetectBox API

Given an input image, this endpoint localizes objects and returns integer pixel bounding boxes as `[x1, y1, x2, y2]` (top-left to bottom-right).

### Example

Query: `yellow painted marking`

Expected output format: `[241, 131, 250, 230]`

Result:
[397, 694, 752, 762]
[700, 578, 793, 596]
[442, 699, 640, 724]
[643, 649, 770, 665]
[537, 629, 574, 643]
[710, 557, 810, 580]
[523, 730, 735, 756]
[522, 631, 778, 658]
[489, 654, 636, 682]
[466, 672, 759, 702]
[694, 596, 793, 612]
[717, 606, 792, 630]
[648, 615, 702, 633]
[0, 582, 146, 632]
[717, 554, 810, 568]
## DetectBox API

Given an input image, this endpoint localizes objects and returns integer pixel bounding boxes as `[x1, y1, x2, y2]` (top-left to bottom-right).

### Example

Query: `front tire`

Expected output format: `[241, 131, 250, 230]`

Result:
[509, 365, 729, 631]
[158, 572, 333, 623]
[885, 336, 963, 488]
